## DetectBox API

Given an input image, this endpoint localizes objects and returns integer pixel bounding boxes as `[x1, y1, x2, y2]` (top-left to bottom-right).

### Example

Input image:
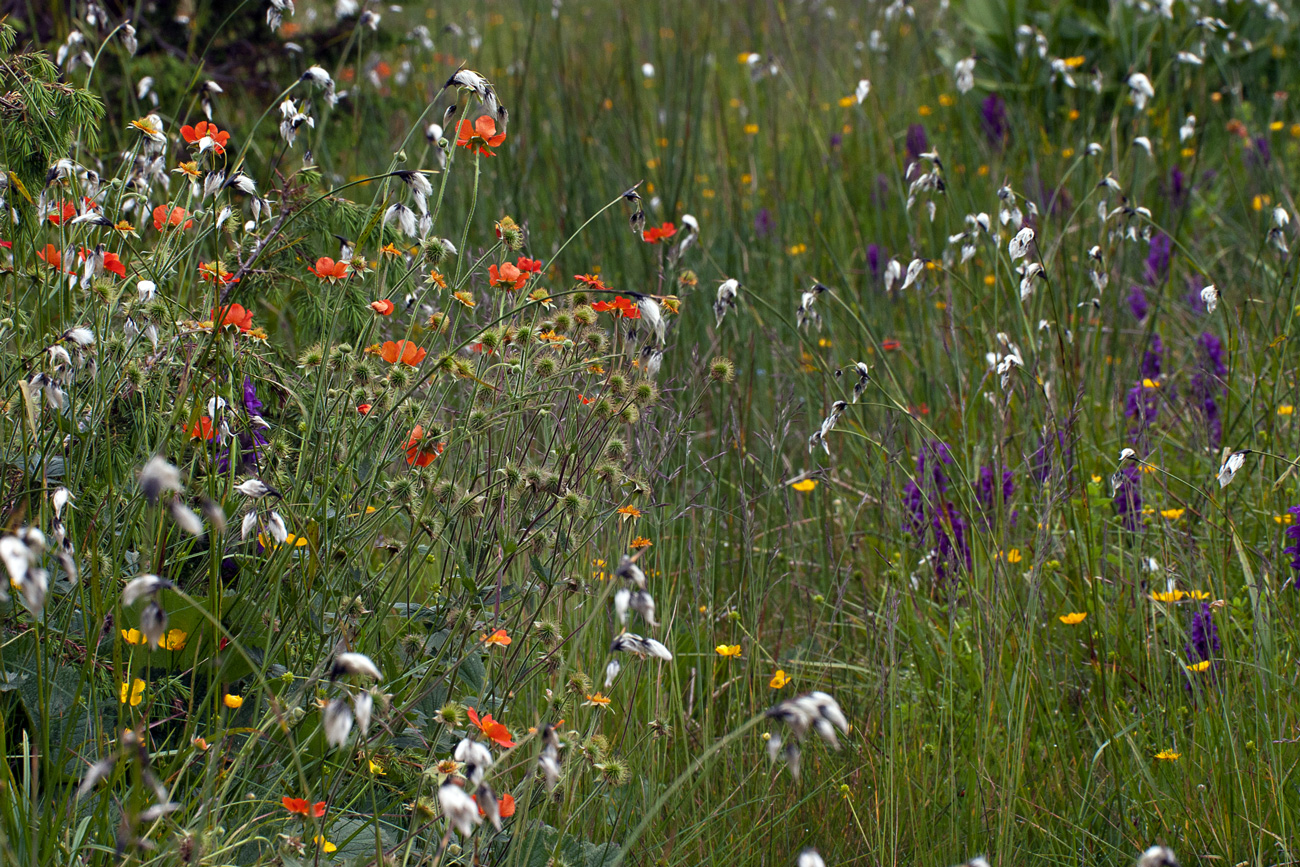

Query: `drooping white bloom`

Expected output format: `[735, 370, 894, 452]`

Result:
[170, 501, 204, 537]
[1200, 285, 1218, 313]
[234, 479, 274, 498]
[604, 659, 621, 688]
[637, 296, 665, 344]
[331, 652, 383, 680]
[1137, 846, 1179, 867]
[954, 57, 975, 94]
[1179, 115, 1196, 143]
[854, 79, 870, 104]
[641, 62, 655, 78]
[1217, 452, 1245, 488]
[797, 849, 827, 867]
[1133, 136, 1152, 156]
[323, 698, 353, 748]
[1177, 51, 1203, 65]
[901, 258, 924, 290]
[714, 278, 739, 327]
[1274, 207, 1290, 229]
[1127, 73, 1155, 111]
[884, 258, 902, 292]
[1008, 227, 1035, 261]
[138, 455, 182, 505]
[354, 691, 374, 736]
[438, 782, 482, 836]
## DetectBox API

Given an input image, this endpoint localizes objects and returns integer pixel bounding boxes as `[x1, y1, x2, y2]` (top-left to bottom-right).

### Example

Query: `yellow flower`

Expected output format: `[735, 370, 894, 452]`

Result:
[1059, 612, 1087, 625]
[160, 629, 188, 651]
[1154, 749, 1180, 761]
[1185, 660, 1211, 672]
[790, 479, 818, 492]
[630, 536, 652, 549]
[120, 678, 146, 706]
[128, 116, 163, 139]
[583, 692, 613, 709]
[1150, 590, 1186, 603]
[1005, 549, 1022, 564]
[938, 93, 955, 107]
[1276, 513, 1294, 525]
[369, 759, 386, 775]
[744, 123, 759, 135]
[1141, 378, 1160, 389]
[452, 290, 476, 308]
[121, 628, 145, 645]
[223, 694, 244, 709]
[1187, 590, 1211, 601]
[1063, 55, 1086, 68]
[769, 669, 792, 689]
[715, 644, 741, 658]
[315, 836, 338, 853]
[917, 105, 932, 116]
[617, 505, 643, 521]
[1160, 508, 1185, 520]
[838, 95, 855, 107]
[1279, 405, 1294, 416]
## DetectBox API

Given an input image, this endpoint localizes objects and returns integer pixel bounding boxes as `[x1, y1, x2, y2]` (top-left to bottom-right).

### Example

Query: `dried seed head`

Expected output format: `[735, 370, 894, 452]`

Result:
[709, 356, 736, 383]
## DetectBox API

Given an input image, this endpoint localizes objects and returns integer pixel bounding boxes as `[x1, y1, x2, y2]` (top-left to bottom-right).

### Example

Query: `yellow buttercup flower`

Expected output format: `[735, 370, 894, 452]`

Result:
[160, 629, 188, 651]
[1154, 749, 1180, 761]
[769, 669, 792, 689]
[369, 759, 386, 775]
[120, 678, 146, 706]
[1279, 405, 1294, 416]
[1185, 660, 1211, 672]
[121, 628, 145, 645]
[223, 694, 244, 709]
[790, 479, 818, 492]
[1151, 590, 1186, 603]
[1005, 549, 1022, 564]
[315, 836, 337, 853]
[1160, 508, 1185, 520]
[1059, 612, 1087, 625]
[715, 644, 741, 658]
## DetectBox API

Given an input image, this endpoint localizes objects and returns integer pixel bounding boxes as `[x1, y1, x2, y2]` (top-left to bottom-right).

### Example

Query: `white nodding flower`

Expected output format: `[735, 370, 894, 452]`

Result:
[1086, 142, 1103, 156]
[1177, 51, 1203, 65]
[1119, 448, 1137, 463]
[854, 78, 871, 104]
[614, 587, 631, 624]
[630, 590, 657, 627]
[714, 278, 739, 327]
[140, 599, 167, 648]
[954, 57, 975, 94]
[240, 511, 258, 540]
[644, 637, 673, 660]
[956, 859, 992, 867]
[604, 658, 621, 688]
[1127, 73, 1155, 110]
[1133, 136, 1152, 156]
[331, 652, 382, 680]
[1019, 262, 1044, 300]
[454, 738, 493, 785]
[63, 327, 95, 347]
[1217, 452, 1246, 488]
[1179, 115, 1196, 143]
[384, 203, 417, 238]
[640, 62, 655, 78]
[137, 279, 157, 301]
[901, 258, 924, 290]
[1200, 285, 1218, 313]
[1008, 227, 1035, 261]
[52, 487, 73, 518]
[265, 510, 288, 543]
[797, 849, 827, 867]
[234, 478, 275, 498]
[1274, 207, 1290, 229]
[122, 574, 170, 606]
[439, 782, 482, 836]
[884, 258, 902, 292]
[139, 455, 183, 505]
[637, 296, 665, 344]
[323, 698, 353, 748]
[1137, 846, 1179, 867]
[170, 501, 204, 537]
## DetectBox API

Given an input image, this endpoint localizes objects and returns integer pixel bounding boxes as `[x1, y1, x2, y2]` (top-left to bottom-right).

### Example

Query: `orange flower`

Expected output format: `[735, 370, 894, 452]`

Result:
[466, 707, 515, 748]
[80, 248, 126, 278]
[212, 303, 254, 332]
[617, 505, 643, 521]
[373, 340, 427, 366]
[591, 296, 641, 319]
[370, 299, 395, 315]
[47, 201, 77, 225]
[282, 797, 327, 818]
[881, 338, 901, 351]
[405, 425, 445, 467]
[516, 256, 543, 274]
[187, 416, 217, 440]
[36, 244, 70, 272]
[482, 628, 511, 647]
[199, 261, 238, 285]
[489, 262, 528, 290]
[180, 120, 231, 154]
[477, 792, 516, 818]
[578, 394, 593, 405]
[630, 536, 652, 549]
[574, 273, 609, 291]
[308, 256, 349, 281]
[456, 115, 507, 157]
[153, 205, 193, 231]
[642, 222, 677, 244]
[357, 403, 372, 415]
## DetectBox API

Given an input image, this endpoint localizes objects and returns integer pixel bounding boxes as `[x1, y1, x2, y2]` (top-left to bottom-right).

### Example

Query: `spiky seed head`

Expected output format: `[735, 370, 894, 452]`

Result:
[619, 404, 640, 424]
[709, 356, 736, 383]
[573, 305, 596, 327]
[566, 671, 593, 696]
[604, 438, 627, 461]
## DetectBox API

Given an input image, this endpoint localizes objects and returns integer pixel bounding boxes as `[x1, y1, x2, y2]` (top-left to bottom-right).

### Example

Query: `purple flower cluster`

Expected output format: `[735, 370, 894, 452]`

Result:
[906, 124, 929, 162]
[867, 244, 882, 281]
[1187, 603, 1220, 664]
[217, 376, 270, 474]
[1127, 285, 1148, 321]
[981, 94, 1007, 149]
[1112, 462, 1142, 531]
[1029, 430, 1071, 485]
[903, 441, 971, 580]
[1125, 335, 1164, 432]
[1189, 333, 1227, 448]
[1282, 505, 1300, 588]
[1145, 233, 1172, 285]
[975, 464, 1017, 527]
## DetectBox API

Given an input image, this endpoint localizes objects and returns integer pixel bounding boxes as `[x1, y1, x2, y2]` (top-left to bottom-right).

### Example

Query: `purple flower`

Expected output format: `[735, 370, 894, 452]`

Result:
[981, 94, 1007, 149]
[1166, 167, 1187, 209]
[906, 124, 929, 161]
[1198, 332, 1226, 377]
[1185, 275, 1208, 314]
[1251, 136, 1272, 167]
[1125, 382, 1159, 428]
[1187, 603, 1220, 663]
[1030, 430, 1071, 485]
[933, 503, 972, 580]
[975, 465, 1014, 511]
[754, 207, 774, 238]
[1284, 505, 1300, 587]
[243, 376, 264, 416]
[1112, 462, 1142, 531]
[1145, 233, 1172, 285]
[829, 132, 843, 149]
[1127, 285, 1148, 321]
[903, 480, 925, 536]
[1189, 333, 1226, 448]
[867, 244, 882, 280]
[874, 173, 891, 207]
[1140, 334, 1163, 380]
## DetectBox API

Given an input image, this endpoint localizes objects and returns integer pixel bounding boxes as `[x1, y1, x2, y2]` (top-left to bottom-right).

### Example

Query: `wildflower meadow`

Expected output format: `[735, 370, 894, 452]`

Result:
[2, 0, 1300, 864]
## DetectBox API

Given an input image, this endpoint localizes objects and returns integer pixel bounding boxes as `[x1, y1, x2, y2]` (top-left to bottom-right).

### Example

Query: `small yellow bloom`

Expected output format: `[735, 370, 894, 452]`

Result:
[630, 536, 652, 549]
[583, 692, 613, 709]
[769, 669, 792, 688]
[160, 629, 188, 651]
[1154, 749, 1180, 761]
[223, 694, 244, 709]
[1151, 590, 1187, 603]
[121, 628, 145, 645]
[452, 290, 476, 308]
[1160, 508, 1185, 520]
[744, 123, 759, 135]
[1187, 590, 1211, 601]
[1185, 660, 1211, 672]
[1180, 147, 1196, 158]
[617, 505, 643, 521]
[1279, 405, 1294, 416]
[1067, 109, 1081, 121]
[1141, 378, 1160, 389]
[1060, 148, 1074, 158]
[983, 274, 995, 286]
[1091, 474, 1102, 484]
[1059, 612, 1087, 625]
[938, 93, 955, 107]
[368, 759, 386, 775]
[790, 479, 818, 492]
[917, 105, 932, 116]
[715, 644, 742, 658]
[315, 836, 338, 853]
[838, 95, 855, 108]
[1270, 120, 1285, 131]
[120, 678, 146, 706]
[1005, 549, 1022, 564]
[1063, 55, 1086, 68]
[1275, 513, 1294, 524]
